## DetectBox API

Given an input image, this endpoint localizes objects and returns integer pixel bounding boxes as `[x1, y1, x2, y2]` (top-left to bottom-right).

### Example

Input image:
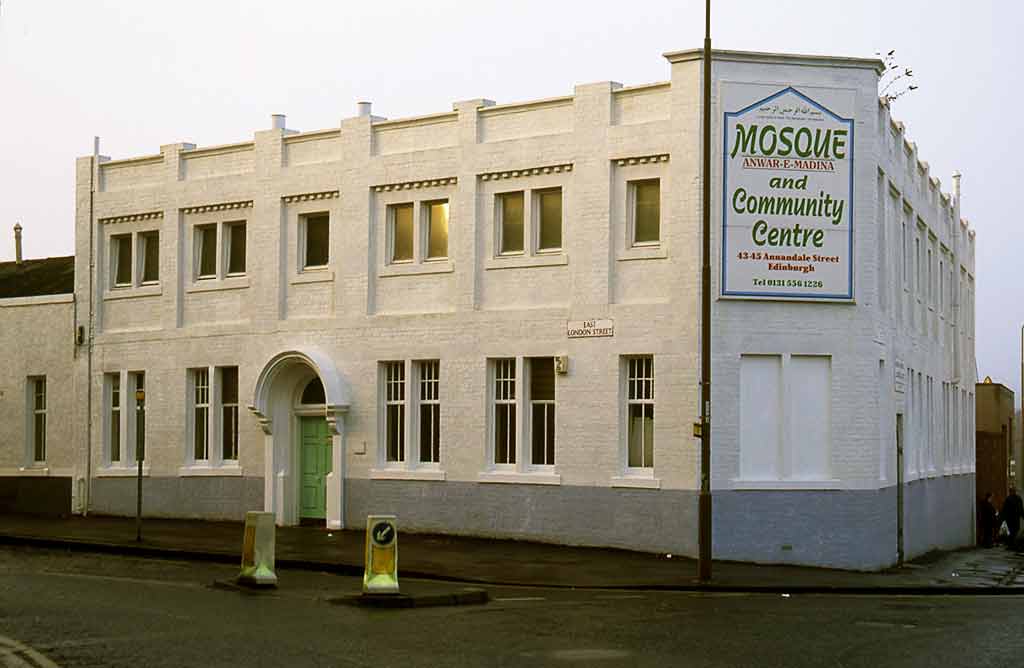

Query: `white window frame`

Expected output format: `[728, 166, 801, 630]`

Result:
[423, 199, 450, 261]
[221, 367, 239, 461]
[106, 372, 123, 465]
[187, 218, 249, 285]
[624, 355, 655, 472]
[299, 211, 331, 272]
[417, 360, 441, 464]
[26, 376, 46, 465]
[533, 187, 563, 254]
[138, 230, 160, 285]
[223, 221, 247, 277]
[527, 357, 556, 468]
[382, 361, 406, 464]
[99, 370, 148, 473]
[479, 357, 561, 484]
[371, 360, 445, 480]
[627, 178, 661, 248]
[387, 203, 416, 265]
[485, 177, 570, 267]
[183, 366, 242, 473]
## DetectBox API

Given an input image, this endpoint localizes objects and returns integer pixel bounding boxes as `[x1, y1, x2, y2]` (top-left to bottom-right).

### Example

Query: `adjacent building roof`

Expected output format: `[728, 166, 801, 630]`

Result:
[0, 256, 74, 299]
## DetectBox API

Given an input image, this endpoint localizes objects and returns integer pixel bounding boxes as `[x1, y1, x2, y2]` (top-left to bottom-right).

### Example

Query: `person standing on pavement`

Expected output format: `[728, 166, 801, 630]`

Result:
[979, 492, 997, 548]
[1000, 487, 1023, 548]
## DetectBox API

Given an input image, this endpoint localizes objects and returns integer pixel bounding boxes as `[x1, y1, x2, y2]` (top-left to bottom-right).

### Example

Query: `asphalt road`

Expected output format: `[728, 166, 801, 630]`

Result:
[2, 545, 1024, 668]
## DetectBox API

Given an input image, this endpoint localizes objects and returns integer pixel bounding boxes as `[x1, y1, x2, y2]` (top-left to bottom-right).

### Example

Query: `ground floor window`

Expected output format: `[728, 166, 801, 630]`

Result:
[489, 357, 559, 471]
[27, 376, 46, 464]
[379, 360, 443, 468]
[625, 356, 654, 470]
[187, 365, 239, 467]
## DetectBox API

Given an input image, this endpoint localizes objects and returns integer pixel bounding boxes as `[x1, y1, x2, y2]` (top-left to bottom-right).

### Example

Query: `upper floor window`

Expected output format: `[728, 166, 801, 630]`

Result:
[194, 221, 246, 280]
[389, 204, 414, 263]
[536, 188, 562, 253]
[497, 192, 525, 255]
[110, 230, 160, 288]
[425, 200, 449, 260]
[301, 213, 330, 270]
[630, 179, 661, 245]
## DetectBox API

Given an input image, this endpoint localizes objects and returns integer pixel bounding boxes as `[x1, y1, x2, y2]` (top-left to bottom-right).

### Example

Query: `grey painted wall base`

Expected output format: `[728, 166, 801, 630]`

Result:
[90, 477, 263, 521]
[345, 479, 699, 556]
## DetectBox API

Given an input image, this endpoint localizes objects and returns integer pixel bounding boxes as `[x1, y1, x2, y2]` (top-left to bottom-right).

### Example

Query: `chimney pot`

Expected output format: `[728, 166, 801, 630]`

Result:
[357, 101, 372, 118]
[14, 223, 23, 264]
[271, 114, 286, 130]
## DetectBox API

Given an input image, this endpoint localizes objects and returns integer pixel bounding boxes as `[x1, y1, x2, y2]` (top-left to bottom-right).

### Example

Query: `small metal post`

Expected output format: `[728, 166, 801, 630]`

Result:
[135, 387, 145, 542]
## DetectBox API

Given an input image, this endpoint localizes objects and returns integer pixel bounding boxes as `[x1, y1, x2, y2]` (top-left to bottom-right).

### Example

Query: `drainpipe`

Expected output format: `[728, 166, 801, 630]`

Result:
[85, 136, 99, 516]
[13, 223, 22, 264]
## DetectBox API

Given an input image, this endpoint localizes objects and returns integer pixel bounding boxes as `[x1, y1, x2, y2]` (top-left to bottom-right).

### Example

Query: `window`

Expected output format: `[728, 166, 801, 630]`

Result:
[493, 358, 517, 464]
[302, 213, 330, 269]
[226, 223, 246, 276]
[425, 200, 449, 260]
[28, 377, 46, 463]
[221, 367, 239, 461]
[192, 368, 210, 460]
[111, 234, 133, 287]
[384, 362, 405, 462]
[139, 231, 160, 283]
[390, 204, 414, 263]
[536, 188, 562, 252]
[631, 179, 661, 245]
[196, 225, 217, 279]
[377, 360, 443, 470]
[529, 357, 555, 466]
[626, 356, 654, 469]
[108, 373, 121, 464]
[132, 372, 146, 462]
[419, 360, 441, 464]
[487, 357, 558, 470]
[498, 192, 524, 254]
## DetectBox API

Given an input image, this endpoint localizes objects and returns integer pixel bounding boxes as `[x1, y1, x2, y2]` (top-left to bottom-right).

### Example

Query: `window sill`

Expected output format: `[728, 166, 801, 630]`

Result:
[177, 465, 244, 477]
[729, 478, 842, 491]
[16, 466, 51, 477]
[617, 245, 667, 262]
[484, 254, 568, 271]
[370, 468, 446, 481]
[187, 276, 250, 294]
[104, 284, 163, 301]
[611, 475, 661, 489]
[478, 471, 562, 486]
[291, 269, 334, 285]
[97, 465, 151, 478]
[379, 260, 455, 278]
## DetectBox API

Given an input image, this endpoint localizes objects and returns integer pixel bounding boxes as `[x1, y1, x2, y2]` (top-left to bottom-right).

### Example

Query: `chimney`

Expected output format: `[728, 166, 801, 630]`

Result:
[271, 114, 286, 130]
[952, 171, 962, 203]
[14, 223, 22, 265]
[357, 101, 372, 118]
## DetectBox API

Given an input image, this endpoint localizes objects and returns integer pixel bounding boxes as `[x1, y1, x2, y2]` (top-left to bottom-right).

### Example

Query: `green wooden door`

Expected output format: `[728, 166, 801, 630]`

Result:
[300, 417, 332, 519]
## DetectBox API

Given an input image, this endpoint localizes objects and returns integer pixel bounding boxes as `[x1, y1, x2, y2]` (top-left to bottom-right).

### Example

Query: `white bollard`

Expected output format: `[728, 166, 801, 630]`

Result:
[237, 511, 277, 587]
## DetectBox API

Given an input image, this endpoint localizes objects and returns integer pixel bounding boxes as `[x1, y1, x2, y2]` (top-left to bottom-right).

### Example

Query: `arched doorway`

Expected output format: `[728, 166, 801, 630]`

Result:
[249, 348, 350, 528]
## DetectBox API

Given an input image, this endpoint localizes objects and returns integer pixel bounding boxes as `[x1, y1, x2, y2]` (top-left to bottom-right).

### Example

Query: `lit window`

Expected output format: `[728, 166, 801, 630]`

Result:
[632, 179, 660, 245]
[626, 356, 654, 469]
[226, 223, 246, 276]
[536, 189, 562, 252]
[303, 213, 330, 269]
[390, 204, 414, 263]
[426, 201, 449, 260]
[139, 231, 160, 284]
[498, 192, 524, 254]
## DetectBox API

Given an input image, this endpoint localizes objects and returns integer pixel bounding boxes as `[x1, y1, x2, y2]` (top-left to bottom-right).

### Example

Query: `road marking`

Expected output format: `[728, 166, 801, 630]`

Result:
[595, 594, 645, 600]
[40, 570, 201, 589]
[0, 634, 60, 668]
[494, 596, 548, 602]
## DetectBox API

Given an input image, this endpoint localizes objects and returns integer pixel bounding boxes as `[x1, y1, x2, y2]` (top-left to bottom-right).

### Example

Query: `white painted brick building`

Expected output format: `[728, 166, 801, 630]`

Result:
[0, 48, 976, 570]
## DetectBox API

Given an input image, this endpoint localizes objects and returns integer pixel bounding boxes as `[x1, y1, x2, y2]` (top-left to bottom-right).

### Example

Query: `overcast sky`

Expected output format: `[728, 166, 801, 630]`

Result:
[1, 0, 1020, 398]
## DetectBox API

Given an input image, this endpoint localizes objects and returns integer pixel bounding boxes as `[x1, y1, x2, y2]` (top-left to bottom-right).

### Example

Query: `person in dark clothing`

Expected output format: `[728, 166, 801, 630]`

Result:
[1001, 487, 1024, 547]
[979, 492, 997, 548]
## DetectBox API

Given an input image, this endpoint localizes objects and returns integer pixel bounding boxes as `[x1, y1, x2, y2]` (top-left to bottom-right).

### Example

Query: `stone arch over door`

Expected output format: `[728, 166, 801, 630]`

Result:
[249, 348, 350, 528]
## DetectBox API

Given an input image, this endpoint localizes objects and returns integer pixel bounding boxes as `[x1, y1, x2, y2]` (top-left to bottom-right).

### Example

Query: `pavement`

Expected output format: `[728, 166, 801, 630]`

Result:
[1, 512, 1023, 593]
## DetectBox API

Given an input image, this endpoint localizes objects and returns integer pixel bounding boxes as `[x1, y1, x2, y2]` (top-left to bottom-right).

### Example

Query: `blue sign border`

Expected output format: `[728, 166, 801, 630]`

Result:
[721, 86, 855, 301]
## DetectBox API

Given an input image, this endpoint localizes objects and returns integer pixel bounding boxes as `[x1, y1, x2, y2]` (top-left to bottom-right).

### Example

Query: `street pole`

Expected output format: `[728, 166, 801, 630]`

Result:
[698, 0, 713, 583]
[135, 387, 145, 543]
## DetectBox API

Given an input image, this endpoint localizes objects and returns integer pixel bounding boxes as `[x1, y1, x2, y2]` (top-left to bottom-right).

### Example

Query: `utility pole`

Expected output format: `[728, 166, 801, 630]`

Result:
[698, 0, 713, 582]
